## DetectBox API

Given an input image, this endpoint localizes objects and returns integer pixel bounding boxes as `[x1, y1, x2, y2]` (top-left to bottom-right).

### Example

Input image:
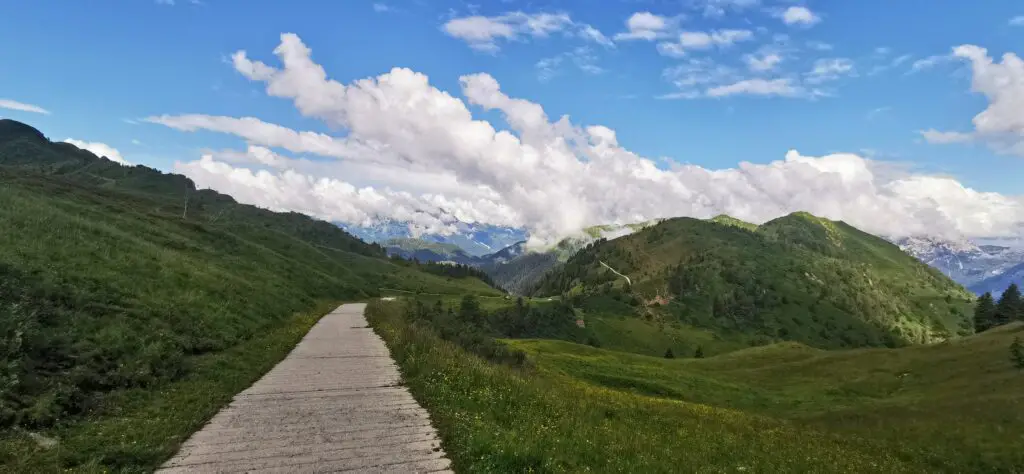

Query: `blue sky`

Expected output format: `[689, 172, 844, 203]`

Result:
[2, 0, 1023, 242]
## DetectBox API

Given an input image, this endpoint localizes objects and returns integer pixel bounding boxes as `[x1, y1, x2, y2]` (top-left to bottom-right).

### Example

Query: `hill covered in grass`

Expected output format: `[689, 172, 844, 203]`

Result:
[369, 298, 1024, 472]
[532, 213, 973, 349]
[383, 237, 477, 264]
[0, 120, 500, 470]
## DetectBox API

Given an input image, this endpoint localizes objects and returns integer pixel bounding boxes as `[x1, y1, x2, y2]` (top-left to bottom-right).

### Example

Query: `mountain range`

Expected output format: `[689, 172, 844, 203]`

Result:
[895, 236, 1024, 295]
[368, 214, 1024, 297]
[340, 219, 526, 257]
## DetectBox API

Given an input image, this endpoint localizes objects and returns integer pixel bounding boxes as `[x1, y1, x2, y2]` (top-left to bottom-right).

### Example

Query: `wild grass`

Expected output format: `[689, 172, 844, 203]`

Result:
[510, 323, 1024, 472]
[368, 300, 934, 473]
[0, 167, 497, 471]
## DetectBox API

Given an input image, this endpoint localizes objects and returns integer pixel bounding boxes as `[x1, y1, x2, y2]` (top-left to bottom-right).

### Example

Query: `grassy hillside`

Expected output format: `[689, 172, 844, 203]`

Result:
[532, 214, 973, 349]
[0, 120, 499, 471]
[369, 299, 1024, 472]
[481, 222, 659, 295]
[509, 322, 1024, 472]
[384, 237, 476, 264]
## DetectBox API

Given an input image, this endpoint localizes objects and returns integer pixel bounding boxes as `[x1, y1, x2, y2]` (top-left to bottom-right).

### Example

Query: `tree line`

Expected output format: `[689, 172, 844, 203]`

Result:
[974, 283, 1024, 332]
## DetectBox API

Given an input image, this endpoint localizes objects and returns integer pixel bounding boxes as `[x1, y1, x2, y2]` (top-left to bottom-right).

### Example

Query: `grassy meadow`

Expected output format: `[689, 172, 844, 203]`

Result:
[0, 167, 497, 470]
[370, 298, 1024, 473]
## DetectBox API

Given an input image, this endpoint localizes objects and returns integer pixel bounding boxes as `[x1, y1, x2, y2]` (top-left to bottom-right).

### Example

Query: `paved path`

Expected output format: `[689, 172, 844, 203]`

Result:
[158, 303, 452, 473]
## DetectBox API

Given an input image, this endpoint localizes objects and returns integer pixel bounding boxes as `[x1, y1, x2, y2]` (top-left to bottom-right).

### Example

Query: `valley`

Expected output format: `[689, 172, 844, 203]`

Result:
[2, 118, 1022, 472]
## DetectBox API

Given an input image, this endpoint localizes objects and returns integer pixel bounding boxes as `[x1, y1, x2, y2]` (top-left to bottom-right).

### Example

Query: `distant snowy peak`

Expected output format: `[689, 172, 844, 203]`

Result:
[896, 235, 980, 260]
[338, 219, 527, 257]
[895, 235, 1024, 292]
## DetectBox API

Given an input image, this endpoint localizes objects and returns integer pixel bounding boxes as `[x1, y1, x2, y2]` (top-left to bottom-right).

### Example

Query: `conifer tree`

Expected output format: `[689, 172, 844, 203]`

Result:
[1011, 337, 1024, 369]
[995, 284, 1023, 326]
[974, 292, 997, 332]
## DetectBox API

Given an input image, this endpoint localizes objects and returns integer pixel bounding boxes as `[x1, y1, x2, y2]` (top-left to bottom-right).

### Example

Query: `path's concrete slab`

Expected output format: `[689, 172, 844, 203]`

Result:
[159, 303, 452, 474]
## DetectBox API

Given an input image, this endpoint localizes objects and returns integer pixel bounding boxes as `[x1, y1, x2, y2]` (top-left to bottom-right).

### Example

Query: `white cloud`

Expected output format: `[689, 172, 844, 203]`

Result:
[662, 56, 823, 100]
[0, 99, 50, 115]
[372, 3, 391, 13]
[919, 129, 974, 144]
[744, 52, 783, 72]
[535, 47, 604, 81]
[442, 11, 608, 53]
[63, 139, 131, 166]
[656, 29, 753, 57]
[707, 78, 802, 98]
[909, 54, 955, 73]
[806, 58, 856, 84]
[1009, 16, 1024, 26]
[920, 45, 1024, 156]
[442, 12, 572, 52]
[579, 24, 613, 48]
[149, 33, 1024, 244]
[615, 12, 675, 41]
[699, 0, 759, 18]
[777, 6, 820, 27]
[155, 0, 174, 5]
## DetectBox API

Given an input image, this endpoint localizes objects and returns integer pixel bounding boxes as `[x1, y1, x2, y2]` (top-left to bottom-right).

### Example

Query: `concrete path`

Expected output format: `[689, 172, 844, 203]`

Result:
[158, 303, 452, 473]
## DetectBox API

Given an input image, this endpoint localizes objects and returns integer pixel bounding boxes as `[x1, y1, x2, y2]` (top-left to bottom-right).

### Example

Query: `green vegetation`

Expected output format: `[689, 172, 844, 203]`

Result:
[974, 283, 1023, 333]
[371, 297, 1024, 472]
[368, 300, 921, 473]
[0, 119, 498, 471]
[975, 292, 998, 332]
[385, 237, 466, 256]
[533, 214, 973, 349]
[995, 283, 1023, 325]
[708, 214, 758, 232]
[1011, 337, 1024, 369]
[383, 237, 477, 265]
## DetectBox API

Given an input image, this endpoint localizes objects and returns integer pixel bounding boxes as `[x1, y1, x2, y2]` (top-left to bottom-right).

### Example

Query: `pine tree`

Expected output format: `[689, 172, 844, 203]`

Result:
[458, 295, 481, 323]
[664, 348, 675, 359]
[995, 284, 1023, 326]
[1010, 337, 1024, 369]
[974, 292, 997, 332]
[694, 346, 704, 359]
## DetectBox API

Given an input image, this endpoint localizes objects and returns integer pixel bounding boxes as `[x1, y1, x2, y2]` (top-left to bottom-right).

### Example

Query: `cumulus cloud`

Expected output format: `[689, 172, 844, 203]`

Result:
[442, 11, 605, 53]
[0, 99, 50, 115]
[777, 6, 820, 26]
[922, 45, 1024, 156]
[149, 33, 1024, 244]
[615, 12, 676, 41]
[63, 139, 131, 166]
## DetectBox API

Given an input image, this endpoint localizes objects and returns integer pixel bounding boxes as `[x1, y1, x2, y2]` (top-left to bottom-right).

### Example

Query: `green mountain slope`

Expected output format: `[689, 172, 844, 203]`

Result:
[508, 322, 1024, 472]
[532, 214, 973, 348]
[369, 298, 1024, 472]
[481, 221, 662, 294]
[0, 120, 499, 469]
[384, 237, 477, 264]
